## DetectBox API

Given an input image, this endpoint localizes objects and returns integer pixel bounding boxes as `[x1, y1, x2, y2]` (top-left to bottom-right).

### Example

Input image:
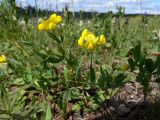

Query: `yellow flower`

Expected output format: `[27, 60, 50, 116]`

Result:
[48, 22, 56, 30]
[38, 13, 62, 31]
[87, 43, 94, 50]
[38, 19, 47, 31]
[49, 14, 62, 24]
[99, 34, 106, 45]
[38, 23, 45, 31]
[84, 34, 98, 48]
[0, 54, 7, 63]
[82, 29, 92, 38]
[77, 29, 107, 50]
[78, 37, 84, 47]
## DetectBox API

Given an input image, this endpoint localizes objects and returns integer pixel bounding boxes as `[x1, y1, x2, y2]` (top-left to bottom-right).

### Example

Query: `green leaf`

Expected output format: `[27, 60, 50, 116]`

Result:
[133, 42, 141, 63]
[70, 89, 81, 99]
[72, 104, 81, 112]
[120, 48, 132, 57]
[45, 104, 52, 120]
[35, 79, 48, 90]
[138, 55, 145, 70]
[114, 73, 127, 87]
[128, 57, 135, 71]
[63, 67, 69, 81]
[13, 78, 25, 85]
[58, 46, 65, 56]
[46, 55, 63, 63]
[26, 74, 32, 82]
[0, 84, 11, 113]
[98, 67, 112, 89]
[75, 63, 82, 81]
[10, 93, 18, 113]
[145, 58, 154, 73]
[63, 89, 71, 102]
[48, 32, 61, 43]
[58, 99, 63, 110]
[155, 57, 160, 75]
[66, 52, 78, 67]
[36, 50, 64, 63]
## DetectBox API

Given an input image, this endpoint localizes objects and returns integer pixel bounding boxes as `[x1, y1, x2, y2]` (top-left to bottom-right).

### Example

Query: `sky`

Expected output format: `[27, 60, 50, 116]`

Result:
[15, 0, 160, 14]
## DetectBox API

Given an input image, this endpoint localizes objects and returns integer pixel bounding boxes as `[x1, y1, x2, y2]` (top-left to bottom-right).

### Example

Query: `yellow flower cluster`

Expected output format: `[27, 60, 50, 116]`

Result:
[78, 29, 106, 50]
[38, 13, 62, 31]
[0, 54, 7, 63]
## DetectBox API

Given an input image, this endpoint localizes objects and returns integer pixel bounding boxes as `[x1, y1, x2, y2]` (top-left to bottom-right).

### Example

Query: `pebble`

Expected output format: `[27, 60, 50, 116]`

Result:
[117, 104, 131, 116]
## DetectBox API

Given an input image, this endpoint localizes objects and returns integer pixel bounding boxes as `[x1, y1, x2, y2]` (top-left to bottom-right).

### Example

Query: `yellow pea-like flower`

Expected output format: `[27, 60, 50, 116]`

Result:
[50, 14, 57, 19]
[95, 37, 99, 44]
[77, 29, 107, 50]
[38, 23, 45, 31]
[38, 19, 47, 31]
[87, 43, 94, 50]
[50, 14, 62, 24]
[0, 54, 7, 63]
[85, 34, 96, 47]
[56, 16, 62, 22]
[99, 34, 106, 45]
[78, 37, 84, 47]
[82, 29, 92, 38]
[38, 13, 62, 31]
[49, 22, 56, 30]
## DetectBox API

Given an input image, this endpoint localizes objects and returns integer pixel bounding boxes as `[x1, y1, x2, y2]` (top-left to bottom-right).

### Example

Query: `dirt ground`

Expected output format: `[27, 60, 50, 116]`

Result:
[65, 80, 160, 120]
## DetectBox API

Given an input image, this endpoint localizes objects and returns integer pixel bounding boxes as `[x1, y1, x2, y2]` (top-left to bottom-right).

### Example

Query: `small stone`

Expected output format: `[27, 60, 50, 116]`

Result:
[109, 106, 116, 112]
[117, 104, 131, 116]
[130, 95, 134, 99]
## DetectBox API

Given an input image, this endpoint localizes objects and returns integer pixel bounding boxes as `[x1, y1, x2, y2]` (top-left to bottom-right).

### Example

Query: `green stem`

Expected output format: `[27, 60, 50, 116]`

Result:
[90, 51, 93, 67]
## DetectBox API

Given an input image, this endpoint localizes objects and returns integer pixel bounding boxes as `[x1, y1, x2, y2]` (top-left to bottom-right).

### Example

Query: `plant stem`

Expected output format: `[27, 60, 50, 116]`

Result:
[90, 51, 93, 67]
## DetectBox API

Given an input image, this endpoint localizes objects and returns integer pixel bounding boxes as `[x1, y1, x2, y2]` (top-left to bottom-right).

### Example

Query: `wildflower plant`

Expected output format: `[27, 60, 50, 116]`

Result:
[77, 29, 107, 86]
